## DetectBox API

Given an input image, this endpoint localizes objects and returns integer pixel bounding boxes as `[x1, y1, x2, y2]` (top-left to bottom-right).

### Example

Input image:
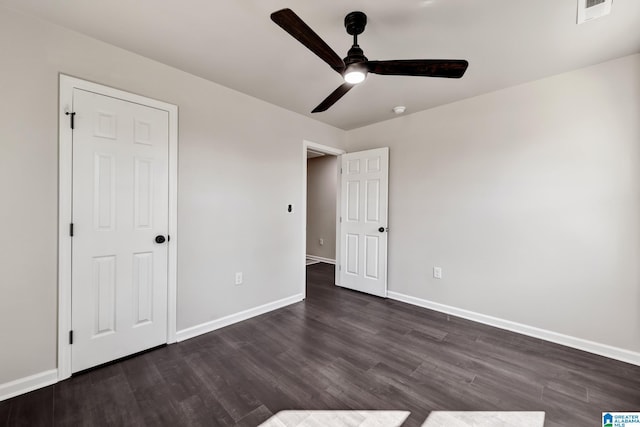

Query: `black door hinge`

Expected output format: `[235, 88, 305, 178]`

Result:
[69, 330, 74, 345]
[65, 112, 76, 129]
[69, 223, 74, 237]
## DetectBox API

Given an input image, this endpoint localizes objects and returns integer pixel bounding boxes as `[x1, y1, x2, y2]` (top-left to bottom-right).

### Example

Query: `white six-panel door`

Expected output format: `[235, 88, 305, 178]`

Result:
[339, 147, 389, 297]
[71, 89, 169, 372]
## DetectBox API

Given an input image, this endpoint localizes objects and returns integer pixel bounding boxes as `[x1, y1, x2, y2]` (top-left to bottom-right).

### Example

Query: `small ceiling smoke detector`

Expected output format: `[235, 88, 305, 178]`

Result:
[393, 106, 406, 114]
[577, 0, 612, 24]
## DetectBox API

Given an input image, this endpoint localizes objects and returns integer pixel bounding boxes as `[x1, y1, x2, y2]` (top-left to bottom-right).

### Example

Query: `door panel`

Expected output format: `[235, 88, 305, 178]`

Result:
[134, 158, 153, 229]
[71, 89, 169, 372]
[339, 147, 389, 297]
[132, 252, 154, 325]
[365, 180, 380, 222]
[93, 255, 116, 336]
[364, 235, 379, 279]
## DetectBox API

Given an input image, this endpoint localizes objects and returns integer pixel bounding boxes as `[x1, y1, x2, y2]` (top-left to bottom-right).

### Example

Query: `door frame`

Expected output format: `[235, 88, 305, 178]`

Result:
[302, 140, 345, 298]
[57, 74, 179, 380]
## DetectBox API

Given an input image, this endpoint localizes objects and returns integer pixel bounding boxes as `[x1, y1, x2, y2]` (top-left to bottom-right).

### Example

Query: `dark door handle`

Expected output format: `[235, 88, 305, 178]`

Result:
[378, 227, 387, 233]
[155, 235, 166, 244]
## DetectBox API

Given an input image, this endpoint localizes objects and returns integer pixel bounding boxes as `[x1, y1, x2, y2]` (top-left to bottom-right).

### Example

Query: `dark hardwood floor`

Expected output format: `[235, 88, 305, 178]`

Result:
[2, 263, 639, 426]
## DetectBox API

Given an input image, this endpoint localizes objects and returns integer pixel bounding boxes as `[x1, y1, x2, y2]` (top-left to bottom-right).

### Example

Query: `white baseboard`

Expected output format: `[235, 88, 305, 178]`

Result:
[0, 369, 58, 402]
[176, 294, 304, 342]
[388, 291, 640, 367]
[306, 254, 336, 265]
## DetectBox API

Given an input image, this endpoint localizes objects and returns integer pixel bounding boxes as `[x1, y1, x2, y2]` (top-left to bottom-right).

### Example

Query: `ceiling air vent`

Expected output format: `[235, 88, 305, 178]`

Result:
[577, 0, 612, 24]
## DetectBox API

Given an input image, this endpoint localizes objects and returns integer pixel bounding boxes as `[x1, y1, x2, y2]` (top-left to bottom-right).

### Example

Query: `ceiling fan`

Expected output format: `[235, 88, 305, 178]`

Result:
[270, 8, 469, 113]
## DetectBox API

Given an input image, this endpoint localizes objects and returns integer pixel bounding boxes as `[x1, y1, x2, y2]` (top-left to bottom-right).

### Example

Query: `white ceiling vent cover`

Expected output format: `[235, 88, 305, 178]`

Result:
[577, 0, 612, 24]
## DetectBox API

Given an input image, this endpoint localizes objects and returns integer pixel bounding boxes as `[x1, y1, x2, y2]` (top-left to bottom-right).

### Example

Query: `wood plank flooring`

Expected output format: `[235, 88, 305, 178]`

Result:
[1, 263, 639, 426]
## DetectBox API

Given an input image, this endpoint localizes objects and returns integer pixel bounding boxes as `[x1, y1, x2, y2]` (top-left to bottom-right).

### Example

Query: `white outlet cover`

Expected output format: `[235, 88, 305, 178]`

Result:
[433, 267, 442, 279]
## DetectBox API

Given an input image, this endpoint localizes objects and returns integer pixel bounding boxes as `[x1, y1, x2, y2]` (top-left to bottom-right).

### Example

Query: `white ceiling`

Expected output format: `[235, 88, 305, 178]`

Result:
[3, 0, 640, 130]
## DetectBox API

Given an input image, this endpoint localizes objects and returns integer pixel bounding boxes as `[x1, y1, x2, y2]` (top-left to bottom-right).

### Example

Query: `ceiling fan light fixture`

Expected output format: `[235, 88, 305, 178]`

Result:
[270, 9, 468, 113]
[343, 63, 367, 84]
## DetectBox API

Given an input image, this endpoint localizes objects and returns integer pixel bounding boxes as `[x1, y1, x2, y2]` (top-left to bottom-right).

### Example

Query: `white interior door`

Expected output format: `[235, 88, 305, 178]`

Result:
[71, 88, 169, 373]
[338, 147, 389, 297]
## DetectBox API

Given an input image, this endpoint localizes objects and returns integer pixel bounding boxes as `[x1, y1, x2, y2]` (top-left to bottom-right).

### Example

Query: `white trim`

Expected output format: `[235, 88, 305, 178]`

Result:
[305, 254, 336, 265]
[58, 74, 178, 381]
[176, 294, 304, 342]
[388, 291, 640, 367]
[167, 93, 179, 345]
[0, 369, 58, 402]
[333, 158, 343, 287]
[302, 140, 345, 299]
[58, 76, 74, 381]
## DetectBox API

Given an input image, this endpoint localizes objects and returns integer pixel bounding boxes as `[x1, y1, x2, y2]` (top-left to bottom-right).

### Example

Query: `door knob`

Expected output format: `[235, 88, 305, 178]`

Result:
[378, 227, 387, 233]
[155, 235, 166, 244]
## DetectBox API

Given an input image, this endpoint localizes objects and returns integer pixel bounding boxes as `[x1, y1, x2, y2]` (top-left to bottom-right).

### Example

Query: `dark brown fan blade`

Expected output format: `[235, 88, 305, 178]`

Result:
[312, 83, 354, 113]
[367, 59, 468, 78]
[271, 9, 344, 72]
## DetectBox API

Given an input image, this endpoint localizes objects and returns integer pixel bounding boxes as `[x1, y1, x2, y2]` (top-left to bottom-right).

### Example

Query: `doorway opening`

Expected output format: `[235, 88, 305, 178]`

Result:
[301, 142, 390, 299]
[306, 150, 337, 266]
[302, 141, 344, 298]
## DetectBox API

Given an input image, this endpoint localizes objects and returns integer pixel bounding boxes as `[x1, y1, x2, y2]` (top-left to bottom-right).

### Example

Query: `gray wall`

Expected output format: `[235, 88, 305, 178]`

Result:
[306, 156, 337, 260]
[0, 7, 345, 384]
[347, 54, 640, 353]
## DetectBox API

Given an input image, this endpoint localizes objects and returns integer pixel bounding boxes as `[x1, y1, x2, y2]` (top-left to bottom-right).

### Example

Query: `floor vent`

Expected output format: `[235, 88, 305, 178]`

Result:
[577, 0, 612, 24]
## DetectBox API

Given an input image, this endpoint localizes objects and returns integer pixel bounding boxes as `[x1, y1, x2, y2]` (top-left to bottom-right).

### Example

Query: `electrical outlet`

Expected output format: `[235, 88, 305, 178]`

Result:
[433, 267, 442, 279]
[235, 272, 243, 285]
[319, 238, 324, 246]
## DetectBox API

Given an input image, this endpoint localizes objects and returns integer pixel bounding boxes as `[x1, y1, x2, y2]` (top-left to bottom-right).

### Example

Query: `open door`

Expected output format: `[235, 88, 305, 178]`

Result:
[338, 147, 389, 297]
